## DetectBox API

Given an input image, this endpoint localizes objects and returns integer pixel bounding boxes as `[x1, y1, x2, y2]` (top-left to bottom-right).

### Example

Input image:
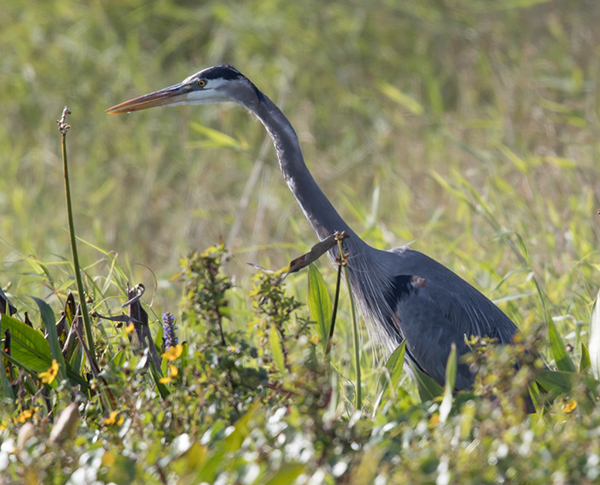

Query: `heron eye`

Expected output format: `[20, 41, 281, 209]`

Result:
[197, 79, 207, 88]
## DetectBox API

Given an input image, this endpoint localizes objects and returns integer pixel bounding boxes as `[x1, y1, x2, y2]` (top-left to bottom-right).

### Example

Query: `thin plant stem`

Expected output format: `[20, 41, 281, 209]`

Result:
[58, 107, 99, 373]
[337, 238, 361, 411]
[325, 252, 343, 356]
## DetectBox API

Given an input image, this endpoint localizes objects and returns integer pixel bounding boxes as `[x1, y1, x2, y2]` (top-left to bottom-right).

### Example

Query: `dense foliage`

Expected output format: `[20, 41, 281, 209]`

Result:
[2, 0, 600, 483]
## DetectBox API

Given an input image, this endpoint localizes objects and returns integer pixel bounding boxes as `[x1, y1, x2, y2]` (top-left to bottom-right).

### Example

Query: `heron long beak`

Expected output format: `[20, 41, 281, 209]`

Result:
[106, 82, 191, 114]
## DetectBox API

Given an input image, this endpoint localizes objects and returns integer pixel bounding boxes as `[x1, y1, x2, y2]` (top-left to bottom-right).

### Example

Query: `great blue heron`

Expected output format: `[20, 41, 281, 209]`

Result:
[107, 64, 519, 390]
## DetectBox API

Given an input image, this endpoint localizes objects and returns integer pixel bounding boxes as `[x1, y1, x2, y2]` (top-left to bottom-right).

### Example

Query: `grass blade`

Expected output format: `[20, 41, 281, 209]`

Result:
[307, 264, 332, 353]
[439, 343, 457, 423]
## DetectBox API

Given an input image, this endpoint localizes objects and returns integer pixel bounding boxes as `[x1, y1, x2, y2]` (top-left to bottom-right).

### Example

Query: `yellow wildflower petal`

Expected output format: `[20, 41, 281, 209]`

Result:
[310, 335, 319, 345]
[159, 376, 172, 384]
[39, 360, 59, 384]
[125, 323, 135, 334]
[169, 364, 178, 377]
[103, 411, 119, 426]
[15, 408, 37, 424]
[563, 400, 577, 413]
[39, 371, 51, 384]
[161, 344, 183, 361]
[429, 413, 440, 427]
[102, 451, 116, 467]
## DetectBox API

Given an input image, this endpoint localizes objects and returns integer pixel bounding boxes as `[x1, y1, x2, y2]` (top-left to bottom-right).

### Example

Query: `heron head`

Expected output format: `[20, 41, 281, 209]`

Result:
[106, 64, 263, 114]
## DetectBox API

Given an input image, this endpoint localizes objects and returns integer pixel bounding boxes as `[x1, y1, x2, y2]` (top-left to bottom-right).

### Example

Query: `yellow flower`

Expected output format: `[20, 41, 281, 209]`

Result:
[39, 360, 59, 384]
[311, 335, 319, 345]
[125, 323, 135, 334]
[103, 411, 124, 426]
[15, 408, 37, 424]
[428, 413, 440, 427]
[563, 400, 577, 413]
[161, 344, 183, 361]
[0, 419, 6, 430]
[158, 364, 178, 384]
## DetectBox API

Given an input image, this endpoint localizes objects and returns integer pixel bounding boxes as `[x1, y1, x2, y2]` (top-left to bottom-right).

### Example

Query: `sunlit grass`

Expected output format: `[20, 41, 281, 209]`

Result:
[2, 1, 600, 481]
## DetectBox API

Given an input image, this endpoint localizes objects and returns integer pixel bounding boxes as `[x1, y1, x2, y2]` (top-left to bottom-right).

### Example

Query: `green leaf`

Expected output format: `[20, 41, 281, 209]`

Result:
[195, 449, 226, 483]
[536, 370, 575, 395]
[264, 464, 304, 485]
[528, 381, 542, 415]
[410, 362, 443, 402]
[269, 325, 286, 374]
[1, 313, 52, 373]
[29, 296, 68, 383]
[308, 264, 331, 352]
[0, 315, 89, 390]
[379, 340, 405, 398]
[580, 342, 591, 373]
[439, 343, 457, 423]
[149, 353, 170, 399]
[189, 122, 244, 149]
[498, 144, 529, 173]
[429, 170, 475, 209]
[548, 318, 576, 373]
[378, 82, 423, 115]
[514, 233, 531, 266]
[589, 291, 600, 379]
[223, 401, 260, 452]
[111, 349, 126, 367]
[0, 317, 15, 401]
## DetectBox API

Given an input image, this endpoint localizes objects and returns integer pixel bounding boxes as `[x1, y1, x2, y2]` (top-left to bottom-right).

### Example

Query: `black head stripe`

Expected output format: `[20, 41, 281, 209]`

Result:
[201, 64, 244, 81]
[197, 64, 266, 104]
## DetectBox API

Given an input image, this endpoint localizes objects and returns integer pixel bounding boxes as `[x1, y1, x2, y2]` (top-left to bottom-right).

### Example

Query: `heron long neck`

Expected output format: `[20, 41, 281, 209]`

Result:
[251, 93, 398, 350]
[253, 95, 359, 244]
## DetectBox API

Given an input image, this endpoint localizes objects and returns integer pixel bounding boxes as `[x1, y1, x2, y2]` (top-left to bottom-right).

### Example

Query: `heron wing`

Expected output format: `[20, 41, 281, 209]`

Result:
[386, 248, 519, 389]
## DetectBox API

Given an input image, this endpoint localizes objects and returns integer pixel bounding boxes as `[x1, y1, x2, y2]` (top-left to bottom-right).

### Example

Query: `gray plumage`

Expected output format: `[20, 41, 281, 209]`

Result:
[107, 64, 519, 390]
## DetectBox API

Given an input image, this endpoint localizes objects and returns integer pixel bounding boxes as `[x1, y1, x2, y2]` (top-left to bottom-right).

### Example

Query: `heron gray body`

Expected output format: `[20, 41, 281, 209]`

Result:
[108, 64, 519, 391]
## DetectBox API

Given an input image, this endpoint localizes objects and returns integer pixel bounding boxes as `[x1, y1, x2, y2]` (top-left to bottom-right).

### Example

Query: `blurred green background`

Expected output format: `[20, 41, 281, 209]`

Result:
[1, 0, 600, 342]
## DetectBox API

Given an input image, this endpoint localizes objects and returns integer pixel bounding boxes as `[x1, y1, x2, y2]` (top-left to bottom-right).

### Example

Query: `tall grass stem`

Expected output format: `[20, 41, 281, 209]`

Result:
[325, 253, 343, 356]
[58, 107, 99, 373]
[338, 239, 361, 410]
